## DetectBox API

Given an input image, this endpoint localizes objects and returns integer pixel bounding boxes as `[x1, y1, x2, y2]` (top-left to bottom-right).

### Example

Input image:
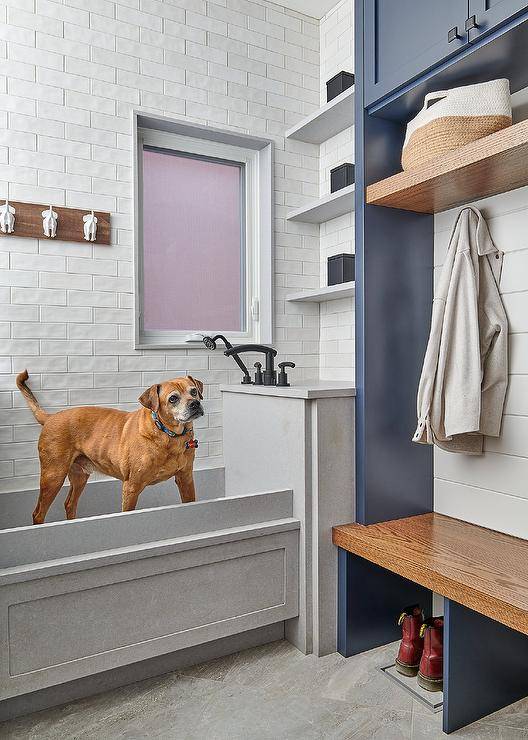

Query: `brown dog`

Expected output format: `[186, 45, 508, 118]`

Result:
[16, 370, 204, 524]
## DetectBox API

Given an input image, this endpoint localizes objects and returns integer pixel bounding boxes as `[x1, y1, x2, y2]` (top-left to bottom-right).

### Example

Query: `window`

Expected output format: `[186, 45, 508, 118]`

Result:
[133, 113, 273, 349]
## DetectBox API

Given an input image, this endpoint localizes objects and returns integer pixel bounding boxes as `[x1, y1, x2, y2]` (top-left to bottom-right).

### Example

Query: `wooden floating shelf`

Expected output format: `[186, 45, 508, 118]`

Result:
[333, 513, 528, 636]
[287, 184, 355, 224]
[0, 201, 111, 244]
[366, 120, 528, 214]
[285, 87, 355, 145]
[286, 281, 355, 303]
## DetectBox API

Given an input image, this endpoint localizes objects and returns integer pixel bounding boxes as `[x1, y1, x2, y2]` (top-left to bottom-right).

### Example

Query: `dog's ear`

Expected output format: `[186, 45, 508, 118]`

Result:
[139, 384, 160, 412]
[187, 376, 204, 400]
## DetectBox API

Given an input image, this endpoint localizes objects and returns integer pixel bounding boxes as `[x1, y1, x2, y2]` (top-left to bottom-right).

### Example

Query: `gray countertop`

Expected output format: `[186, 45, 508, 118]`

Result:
[220, 382, 356, 400]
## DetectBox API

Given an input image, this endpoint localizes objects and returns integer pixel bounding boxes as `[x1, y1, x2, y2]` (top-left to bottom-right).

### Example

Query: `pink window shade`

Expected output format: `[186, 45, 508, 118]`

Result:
[142, 147, 244, 332]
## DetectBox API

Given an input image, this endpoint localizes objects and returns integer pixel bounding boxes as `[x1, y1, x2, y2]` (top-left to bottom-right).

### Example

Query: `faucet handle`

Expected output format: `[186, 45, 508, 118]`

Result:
[254, 362, 263, 385]
[277, 361, 295, 387]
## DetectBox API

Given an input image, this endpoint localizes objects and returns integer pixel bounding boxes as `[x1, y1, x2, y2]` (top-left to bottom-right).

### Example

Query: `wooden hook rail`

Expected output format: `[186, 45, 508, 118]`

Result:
[0, 201, 111, 245]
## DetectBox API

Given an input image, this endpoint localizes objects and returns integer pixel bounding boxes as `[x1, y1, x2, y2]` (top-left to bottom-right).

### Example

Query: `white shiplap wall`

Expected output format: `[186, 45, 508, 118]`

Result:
[318, 0, 354, 381]
[433, 91, 528, 539]
[0, 0, 323, 494]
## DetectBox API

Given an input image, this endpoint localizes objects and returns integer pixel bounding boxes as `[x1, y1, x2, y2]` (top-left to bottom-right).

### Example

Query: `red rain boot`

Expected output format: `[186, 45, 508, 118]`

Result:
[418, 617, 444, 692]
[395, 604, 424, 677]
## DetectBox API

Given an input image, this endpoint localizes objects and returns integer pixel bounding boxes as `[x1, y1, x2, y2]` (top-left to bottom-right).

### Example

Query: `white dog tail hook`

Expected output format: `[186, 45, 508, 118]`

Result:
[0, 199, 15, 234]
[83, 209, 98, 242]
[42, 205, 58, 238]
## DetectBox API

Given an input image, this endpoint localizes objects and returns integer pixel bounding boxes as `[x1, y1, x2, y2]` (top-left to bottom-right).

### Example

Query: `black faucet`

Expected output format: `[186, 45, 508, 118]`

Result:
[202, 335, 295, 386]
[224, 344, 278, 385]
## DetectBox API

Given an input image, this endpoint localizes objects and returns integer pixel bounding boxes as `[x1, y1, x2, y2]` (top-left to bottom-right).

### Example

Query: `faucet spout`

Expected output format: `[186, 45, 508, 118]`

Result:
[224, 345, 278, 386]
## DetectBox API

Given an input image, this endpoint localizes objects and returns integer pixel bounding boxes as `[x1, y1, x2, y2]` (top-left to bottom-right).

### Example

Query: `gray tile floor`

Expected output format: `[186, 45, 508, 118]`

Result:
[1, 640, 527, 739]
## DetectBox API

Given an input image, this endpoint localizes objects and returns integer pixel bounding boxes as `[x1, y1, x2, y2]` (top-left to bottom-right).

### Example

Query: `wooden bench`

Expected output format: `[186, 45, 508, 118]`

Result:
[333, 512, 528, 635]
[333, 512, 528, 734]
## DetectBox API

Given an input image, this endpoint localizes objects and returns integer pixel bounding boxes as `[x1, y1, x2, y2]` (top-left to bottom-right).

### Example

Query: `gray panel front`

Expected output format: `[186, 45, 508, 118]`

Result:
[9, 549, 284, 675]
[0, 530, 298, 699]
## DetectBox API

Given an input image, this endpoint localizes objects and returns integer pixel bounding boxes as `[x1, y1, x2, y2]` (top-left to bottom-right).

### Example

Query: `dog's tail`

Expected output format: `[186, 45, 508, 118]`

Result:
[16, 370, 48, 425]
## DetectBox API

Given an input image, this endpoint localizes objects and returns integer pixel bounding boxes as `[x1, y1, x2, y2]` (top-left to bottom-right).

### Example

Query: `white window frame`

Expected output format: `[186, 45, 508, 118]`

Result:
[133, 111, 273, 350]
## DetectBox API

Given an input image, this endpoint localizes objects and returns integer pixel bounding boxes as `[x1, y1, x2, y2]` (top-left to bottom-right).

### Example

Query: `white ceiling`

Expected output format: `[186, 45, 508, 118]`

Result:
[267, 0, 338, 20]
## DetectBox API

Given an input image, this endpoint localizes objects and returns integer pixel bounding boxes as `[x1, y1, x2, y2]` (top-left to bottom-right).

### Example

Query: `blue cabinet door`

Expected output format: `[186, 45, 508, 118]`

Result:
[467, 0, 528, 40]
[365, 0, 469, 106]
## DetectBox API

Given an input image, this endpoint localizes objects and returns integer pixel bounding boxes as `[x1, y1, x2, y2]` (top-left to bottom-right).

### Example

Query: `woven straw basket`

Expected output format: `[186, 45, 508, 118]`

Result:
[402, 79, 512, 171]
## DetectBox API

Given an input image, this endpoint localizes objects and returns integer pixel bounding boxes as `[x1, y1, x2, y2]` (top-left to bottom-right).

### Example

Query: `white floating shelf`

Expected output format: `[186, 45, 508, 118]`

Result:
[285, 86, 355, 144]
[287, 184, 355, 224]
[286, 281, 355, 303]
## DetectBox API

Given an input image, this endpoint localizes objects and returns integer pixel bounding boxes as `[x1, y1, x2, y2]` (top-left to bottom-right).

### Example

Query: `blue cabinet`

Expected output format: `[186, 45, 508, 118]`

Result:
[365, 0, 470, 106]
[364, 0, 528, 106]
[467, 0, 528, 40]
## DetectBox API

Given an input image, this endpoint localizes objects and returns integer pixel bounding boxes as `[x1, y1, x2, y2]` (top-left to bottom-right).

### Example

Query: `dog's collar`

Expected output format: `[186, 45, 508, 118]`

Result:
[151, 411, 192, 439]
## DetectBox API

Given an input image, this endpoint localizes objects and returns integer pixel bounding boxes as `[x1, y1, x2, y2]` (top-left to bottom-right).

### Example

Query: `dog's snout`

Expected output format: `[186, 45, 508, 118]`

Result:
[188, 398, 204, 418]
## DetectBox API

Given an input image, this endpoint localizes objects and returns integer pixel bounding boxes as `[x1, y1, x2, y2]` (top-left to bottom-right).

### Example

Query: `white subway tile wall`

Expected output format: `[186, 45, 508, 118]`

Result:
[0, 0, 325, 494]
[319, 0, 354, 381]
[433, 90, 528, 538]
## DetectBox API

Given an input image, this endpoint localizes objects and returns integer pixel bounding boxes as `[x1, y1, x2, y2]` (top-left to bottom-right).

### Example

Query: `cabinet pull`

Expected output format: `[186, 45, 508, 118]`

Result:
[465, 15, 479, 31]
[447, 26, 460, 43]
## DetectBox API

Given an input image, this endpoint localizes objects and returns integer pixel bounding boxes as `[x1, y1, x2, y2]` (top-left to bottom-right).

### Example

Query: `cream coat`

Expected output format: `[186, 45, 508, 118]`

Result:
[413, 207, 508, 454]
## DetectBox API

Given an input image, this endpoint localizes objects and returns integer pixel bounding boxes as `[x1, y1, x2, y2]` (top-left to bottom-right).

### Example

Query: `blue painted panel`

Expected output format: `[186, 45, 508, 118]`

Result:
[337, 548, 432, 658]
[443, 599, 528, 733]
[469, 0, 528, 41]
[337, 547, 351, 656]
[361, 205, 433, 524]
[365, 0, 469, 106]
[355, 9, 434, 524]
[354, 0, 367, 523]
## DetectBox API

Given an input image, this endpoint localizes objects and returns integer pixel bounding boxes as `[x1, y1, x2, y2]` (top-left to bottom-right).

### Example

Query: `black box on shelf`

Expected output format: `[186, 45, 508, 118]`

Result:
[330, 163, 355, 193]
[327, 253, 355, 286]
[326, 71, 355, 102]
